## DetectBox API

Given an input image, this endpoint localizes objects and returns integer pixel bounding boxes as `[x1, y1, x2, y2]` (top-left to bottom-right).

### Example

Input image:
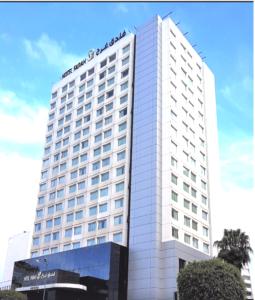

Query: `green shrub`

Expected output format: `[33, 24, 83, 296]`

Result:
[177, 258, 246, 300]
[0, 290, 27, 300]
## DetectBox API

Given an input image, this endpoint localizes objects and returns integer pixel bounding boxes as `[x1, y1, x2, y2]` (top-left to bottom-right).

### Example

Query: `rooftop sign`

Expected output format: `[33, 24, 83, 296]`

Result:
[62, 30, 127, 79]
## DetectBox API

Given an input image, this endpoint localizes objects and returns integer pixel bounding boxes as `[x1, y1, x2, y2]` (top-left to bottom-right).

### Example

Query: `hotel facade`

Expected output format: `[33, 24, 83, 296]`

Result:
[12, 15, 219, 300]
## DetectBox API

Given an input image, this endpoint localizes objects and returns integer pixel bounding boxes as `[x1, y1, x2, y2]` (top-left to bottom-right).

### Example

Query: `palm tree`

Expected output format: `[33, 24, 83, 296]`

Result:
[214, 229, 253, 271]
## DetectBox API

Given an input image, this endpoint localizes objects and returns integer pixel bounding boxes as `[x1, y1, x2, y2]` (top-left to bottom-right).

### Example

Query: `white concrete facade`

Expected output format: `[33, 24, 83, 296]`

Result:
[31, 33, 135, 256]
[127, 15, 218, 299]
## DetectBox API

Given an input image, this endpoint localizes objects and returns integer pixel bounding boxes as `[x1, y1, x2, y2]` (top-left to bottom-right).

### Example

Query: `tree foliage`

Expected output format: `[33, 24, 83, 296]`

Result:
[177, 258, 246, 300]
[214, 229, 253, 270]
[0, 290, 27, 300]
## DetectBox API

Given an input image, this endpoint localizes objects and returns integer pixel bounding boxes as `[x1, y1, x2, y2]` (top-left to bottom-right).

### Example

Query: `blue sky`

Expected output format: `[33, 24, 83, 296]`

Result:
[0, 1, 253, 285]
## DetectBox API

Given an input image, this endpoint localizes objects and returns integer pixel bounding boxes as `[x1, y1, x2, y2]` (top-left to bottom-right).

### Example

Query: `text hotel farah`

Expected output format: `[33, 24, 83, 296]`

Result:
[12, 15, 219, 300]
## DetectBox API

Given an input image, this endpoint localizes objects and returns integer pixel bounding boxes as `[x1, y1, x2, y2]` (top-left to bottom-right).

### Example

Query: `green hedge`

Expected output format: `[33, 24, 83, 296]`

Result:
[177, 258, 246, 300]
[0, 290, 27, 300]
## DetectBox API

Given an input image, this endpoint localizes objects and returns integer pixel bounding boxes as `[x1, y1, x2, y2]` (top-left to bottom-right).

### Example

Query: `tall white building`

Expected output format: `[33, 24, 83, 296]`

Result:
[28, 15, 219, 300]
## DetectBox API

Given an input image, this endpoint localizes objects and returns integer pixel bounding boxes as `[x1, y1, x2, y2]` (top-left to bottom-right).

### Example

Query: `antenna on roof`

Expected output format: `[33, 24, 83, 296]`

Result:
[162, 11, 173, 19]
[175, 21, 180, 26]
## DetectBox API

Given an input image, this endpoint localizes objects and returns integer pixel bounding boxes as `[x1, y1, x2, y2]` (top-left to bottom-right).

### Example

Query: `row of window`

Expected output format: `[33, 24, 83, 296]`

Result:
[171, 226, 209, 253]
[36, 182, 125, 217]
[33, 215, 123, 246]
[31, 230, 123, 257]
[171, 173, 207, 191]
[171, 208, 209, 236]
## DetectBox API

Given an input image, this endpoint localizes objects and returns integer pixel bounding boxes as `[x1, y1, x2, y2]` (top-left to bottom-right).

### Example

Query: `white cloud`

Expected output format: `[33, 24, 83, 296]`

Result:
[115, 3, 129, 13]
[0, 152, 41, 281]
[23, 34, 83, 70]
[0, 89, 48, 144]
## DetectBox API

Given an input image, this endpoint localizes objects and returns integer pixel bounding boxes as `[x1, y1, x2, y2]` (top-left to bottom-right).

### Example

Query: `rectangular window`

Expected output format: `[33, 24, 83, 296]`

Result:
[172, 208, 178, 220]
[66, 213, 74, 223]
[193, 238, 199, 249]
[74, 226, 82, 235]
[122, 56, 129, 66]
[65, 228, 72, 238]
[116, 182, 124, 192]
[88, 222, 96, 232]
[90, 190, 98, 201]
[192, 204, 197, 214]
[87, 239, 95, 246]
[68, 198, 75, 208]
[114, 215, 123, 225]
[184, 234, 191, 244]
[98, 219, 107, 229]
[171, 191, 178, 202]
[100, 187, 108, 197]
[172, 227, 178, 239]
[184, 199, 190, 209]
[99, 203, 107, 213]
[115, 198, 123, 209]
[117, 150, 125, 161]
[89, 206, 97, 216]
[171, 173, 178, 185]
[192, 220, 198, 231]
[118, 136, 126, 146]
[184, 216, 191, 227]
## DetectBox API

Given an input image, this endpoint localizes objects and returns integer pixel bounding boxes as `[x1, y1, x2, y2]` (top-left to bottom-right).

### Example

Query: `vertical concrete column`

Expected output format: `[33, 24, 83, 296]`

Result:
[128, 15, 163, 300]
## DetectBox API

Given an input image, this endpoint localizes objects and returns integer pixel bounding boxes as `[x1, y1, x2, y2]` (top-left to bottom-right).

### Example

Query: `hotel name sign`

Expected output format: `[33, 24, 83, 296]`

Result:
[62, 30, 127, 79]
[23, 271, 56, 282]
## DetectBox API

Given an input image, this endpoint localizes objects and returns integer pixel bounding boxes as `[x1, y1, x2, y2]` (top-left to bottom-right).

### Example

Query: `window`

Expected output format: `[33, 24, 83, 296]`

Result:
[192, 204, 197, 214]
[80, 153, 87, 162]
[105, 116, 112, 125]
[183, 182, 189, 193]
[87, 238, 95, 246]
[84, 114, 91, 123]
[72, 157, 79, 166]
[63, 244, 71, 251]
[105, 102, 113, 112]
[192, 220, 198, 231]
[108, 65, 115, 74]
[102, 157, 110, 167]
[120, 81, 128, 91]
[99, 203, 107, 213]
[38, 196, 45, 205]
[52, 231, 60, 241]
[71, 170, 78, 180]
[122, 44, 130, 54]
[95, 134, 102, 143]
[100, 187, 108, 197]
[48, 206, 54, 215]
[203, 226, 209, 237]
[94, 147, 101, 156]
[191, 188, 197, 198]
[107, 77, 115, 86]
[171, 191, 178, 202]
[170, 174, 177, 185]
[68, 198, 75, 208]
[65, 228, 72, 238]
[115, 198, 124, 209]
[60, 162, 67, 172]
[171, 141, 177, 153]
[201, 180, 207, 190]
[73, 242, 80, 249]
[98, 219, 107, 229]
[183, 167, 189, 177]
[80, 72, 86, 81]
[119, 122, 127, 132]
[79, 167, 86, 176]
[92, 161, 100, 171]
[39, 183, 46, 192]
[69, 184, 76, 193]
[54, 217, 61, 226]
[118, 136, 126, 146]
[116, 166, 125, 176]
[98, 83, 105, 92]
[89, 206, 97, 216]
[184, 234, 191, 244]
[87, 79, 93, 88]
[172, 227, 179, 239]
[66, 213, 74, 223]
[121, 69, 129, 78]
[46, 219, 53, 228]
[119, 108, 127, 118]
[122, 56, 129, 66]
[104, 129, 112, 139]
[103, 143, 111, 152]
[88, 67, 94, 76]
[114, 215, 123, 225]
[191, 172, 196, 182]
[92, 175, 99, 185]
[116, 182, 124, 192]
[184, 216, 191, 227]
[203, 243, 209, 253]
[77, 195, 85, 205]
[171, 157, 177, 168]
[44, 234, 51, 243]
[101, 172, 109, 182]
[34, 223, 41, 232]
[90, 190, 98, 201]
[193, 238, 199, 249]
[88, 222, 96, 232]
[78, 181, 85, 190]
[172, 209, 178, 220]
[202, 210, 208, 221]
[78, 95, 84, 104]
[100, 59, 107, 68]
[184, 199, 190, 209]
[79, 84, 85, 93]
[74, 226, 82, 235]
[202, 195, 207, 205]
[106, 90, 114, 98]
[113, 232, 122, 243]
[109, 53, 116, 62]
[55, 202, 63, 211]
[75, 210, 83, 220]
[97, 236, 106, 244]
[117, 150, 125, 161]
[120, 94, 128, 105]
